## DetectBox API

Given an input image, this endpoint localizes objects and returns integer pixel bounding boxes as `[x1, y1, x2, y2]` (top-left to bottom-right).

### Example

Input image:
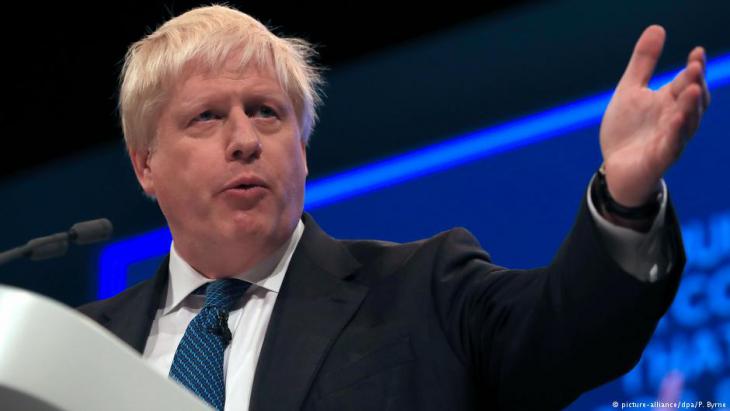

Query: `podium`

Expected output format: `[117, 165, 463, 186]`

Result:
[0, 285, 212, 411]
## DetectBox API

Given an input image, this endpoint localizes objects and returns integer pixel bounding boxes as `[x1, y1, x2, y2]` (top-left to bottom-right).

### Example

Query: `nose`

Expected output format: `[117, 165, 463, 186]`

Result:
[225, 109, 262, 162]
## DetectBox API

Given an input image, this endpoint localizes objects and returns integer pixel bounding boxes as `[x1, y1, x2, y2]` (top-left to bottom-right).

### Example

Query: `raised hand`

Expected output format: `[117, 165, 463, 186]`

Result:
[599, 25, 710, 207]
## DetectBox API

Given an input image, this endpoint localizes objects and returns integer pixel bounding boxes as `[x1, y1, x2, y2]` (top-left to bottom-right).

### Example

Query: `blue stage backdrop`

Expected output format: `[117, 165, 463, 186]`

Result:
[93, 53, 730, 409]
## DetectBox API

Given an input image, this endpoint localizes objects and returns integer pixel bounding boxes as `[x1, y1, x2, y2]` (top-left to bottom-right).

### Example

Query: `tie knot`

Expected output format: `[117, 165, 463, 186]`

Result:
[203, 279, 250, 312]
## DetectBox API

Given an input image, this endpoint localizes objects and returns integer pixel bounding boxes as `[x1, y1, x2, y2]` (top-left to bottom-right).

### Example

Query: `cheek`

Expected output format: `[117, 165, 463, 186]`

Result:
[287, 147, 308, 185]
[271, 148, 307, 203]
[152, 146, 215, 200]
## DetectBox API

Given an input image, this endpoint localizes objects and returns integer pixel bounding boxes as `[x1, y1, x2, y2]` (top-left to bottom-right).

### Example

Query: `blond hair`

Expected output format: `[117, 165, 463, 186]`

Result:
[119, 4, 325, 154]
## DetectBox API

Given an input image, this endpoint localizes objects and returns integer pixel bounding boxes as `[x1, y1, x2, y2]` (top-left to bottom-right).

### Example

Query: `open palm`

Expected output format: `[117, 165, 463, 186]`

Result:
[600, 25, 710, 207]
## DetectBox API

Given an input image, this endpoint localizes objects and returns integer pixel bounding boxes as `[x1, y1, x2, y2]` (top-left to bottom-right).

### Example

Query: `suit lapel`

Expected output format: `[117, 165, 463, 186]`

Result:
[97, 256, 170, 353]
[250, 213, 368, 411]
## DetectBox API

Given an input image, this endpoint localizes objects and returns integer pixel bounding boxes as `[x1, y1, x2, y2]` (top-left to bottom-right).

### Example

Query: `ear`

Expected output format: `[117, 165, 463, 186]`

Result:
[129, 147, 156, 197]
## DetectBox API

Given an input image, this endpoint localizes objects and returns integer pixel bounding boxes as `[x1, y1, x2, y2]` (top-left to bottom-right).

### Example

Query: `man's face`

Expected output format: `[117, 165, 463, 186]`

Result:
[131, 57, 308, 276]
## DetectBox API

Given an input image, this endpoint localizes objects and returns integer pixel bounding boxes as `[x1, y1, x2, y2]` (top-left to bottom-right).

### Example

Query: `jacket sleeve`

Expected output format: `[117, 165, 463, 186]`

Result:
[430, 195, 684, 410]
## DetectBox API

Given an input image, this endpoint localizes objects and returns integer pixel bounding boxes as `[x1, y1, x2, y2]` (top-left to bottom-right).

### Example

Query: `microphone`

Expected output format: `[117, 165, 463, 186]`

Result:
[0, 218, 113, 267]
[69, 219, 114, 245]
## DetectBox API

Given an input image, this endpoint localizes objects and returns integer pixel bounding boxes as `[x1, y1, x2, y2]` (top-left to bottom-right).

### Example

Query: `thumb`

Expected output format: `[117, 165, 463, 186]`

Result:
[618, 25, 666, 89]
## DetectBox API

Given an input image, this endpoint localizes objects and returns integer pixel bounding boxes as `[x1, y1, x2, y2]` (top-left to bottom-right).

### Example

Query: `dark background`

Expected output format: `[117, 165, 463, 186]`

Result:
[0, 0, 542, 181]
[2, 0, 728, 182]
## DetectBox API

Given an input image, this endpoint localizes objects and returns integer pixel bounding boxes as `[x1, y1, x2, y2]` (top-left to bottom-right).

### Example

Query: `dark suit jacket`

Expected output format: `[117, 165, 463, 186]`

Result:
[78, 197, 684, 410]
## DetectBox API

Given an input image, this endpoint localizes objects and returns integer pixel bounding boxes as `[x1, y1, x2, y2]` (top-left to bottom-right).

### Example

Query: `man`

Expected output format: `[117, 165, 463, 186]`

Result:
[79, 4, 710, 411]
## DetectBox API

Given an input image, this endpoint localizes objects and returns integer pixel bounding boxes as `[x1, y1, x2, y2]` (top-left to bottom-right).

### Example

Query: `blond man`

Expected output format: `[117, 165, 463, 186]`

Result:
[81, 5, 709, 410]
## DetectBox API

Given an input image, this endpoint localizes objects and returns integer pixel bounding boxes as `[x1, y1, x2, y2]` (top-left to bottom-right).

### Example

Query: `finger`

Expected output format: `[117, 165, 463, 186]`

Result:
[688, 46, 711, 108]
[677, 83, 702, 117]
[656, 112, 687, 166]
[676, 84, 702, 137]
[619, 25, 666, 89]
[701, 74, 711, 109]
[688, 46, 706, 73]
[669, 61, 703, 99]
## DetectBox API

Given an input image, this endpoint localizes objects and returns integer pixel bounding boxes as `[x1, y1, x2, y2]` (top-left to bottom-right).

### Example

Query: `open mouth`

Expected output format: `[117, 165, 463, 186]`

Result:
[236, 184, 259, 189]
[222, 176, 268, 194]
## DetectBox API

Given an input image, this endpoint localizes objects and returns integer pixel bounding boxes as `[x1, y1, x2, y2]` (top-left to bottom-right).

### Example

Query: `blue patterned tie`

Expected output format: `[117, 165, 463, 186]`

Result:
[169, 279, 251, 411]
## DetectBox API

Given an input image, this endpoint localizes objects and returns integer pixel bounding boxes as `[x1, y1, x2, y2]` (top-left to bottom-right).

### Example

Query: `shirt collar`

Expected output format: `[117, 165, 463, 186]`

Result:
[162, 219, 305, 315]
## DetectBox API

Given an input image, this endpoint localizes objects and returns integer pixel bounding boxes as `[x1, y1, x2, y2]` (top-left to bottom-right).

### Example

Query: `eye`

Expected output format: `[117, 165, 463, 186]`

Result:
[248, 105, 279, 119]
[259, 106, 277, 118]
[192, 110, 221, 123]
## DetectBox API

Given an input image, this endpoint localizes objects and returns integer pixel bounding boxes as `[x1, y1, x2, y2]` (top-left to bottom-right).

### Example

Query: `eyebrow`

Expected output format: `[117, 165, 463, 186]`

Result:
[175, 87, 292, 114]
[246, 89, 291, 108]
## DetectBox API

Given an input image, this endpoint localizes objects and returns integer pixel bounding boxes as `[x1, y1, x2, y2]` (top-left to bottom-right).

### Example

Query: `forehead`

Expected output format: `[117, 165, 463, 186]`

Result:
[185, 59, 281, 89]
[167, 51, 290, 103]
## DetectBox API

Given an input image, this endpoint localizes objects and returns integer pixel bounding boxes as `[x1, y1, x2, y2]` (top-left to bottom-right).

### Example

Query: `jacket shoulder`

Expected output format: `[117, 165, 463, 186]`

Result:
[342, 226, 487, 257]
[336, 227, 490, 279]
[76, 277, 159, 322]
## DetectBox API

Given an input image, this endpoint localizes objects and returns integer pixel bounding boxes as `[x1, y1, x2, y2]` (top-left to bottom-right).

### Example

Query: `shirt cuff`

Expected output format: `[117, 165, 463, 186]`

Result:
[586, 176, 672, 283]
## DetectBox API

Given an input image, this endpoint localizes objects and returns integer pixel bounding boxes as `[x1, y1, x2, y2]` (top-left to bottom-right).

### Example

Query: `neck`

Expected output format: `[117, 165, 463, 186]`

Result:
[172, 230, 298, 279]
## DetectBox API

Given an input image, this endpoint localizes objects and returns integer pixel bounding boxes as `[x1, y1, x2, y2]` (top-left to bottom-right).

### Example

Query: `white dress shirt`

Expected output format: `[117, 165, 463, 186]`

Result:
[142, 220, 304, 411]
[588, 178, 671, 282]
[142, 183, 672, 410]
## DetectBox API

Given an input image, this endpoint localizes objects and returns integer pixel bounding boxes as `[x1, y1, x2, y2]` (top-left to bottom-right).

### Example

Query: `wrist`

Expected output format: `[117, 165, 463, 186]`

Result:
[592, 165, 662, 232]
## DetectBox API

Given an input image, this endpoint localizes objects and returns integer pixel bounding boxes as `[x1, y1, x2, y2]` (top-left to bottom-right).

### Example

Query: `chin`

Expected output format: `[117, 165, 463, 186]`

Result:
[222, 206, 299, 242]
[225, 217, 269, 238]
